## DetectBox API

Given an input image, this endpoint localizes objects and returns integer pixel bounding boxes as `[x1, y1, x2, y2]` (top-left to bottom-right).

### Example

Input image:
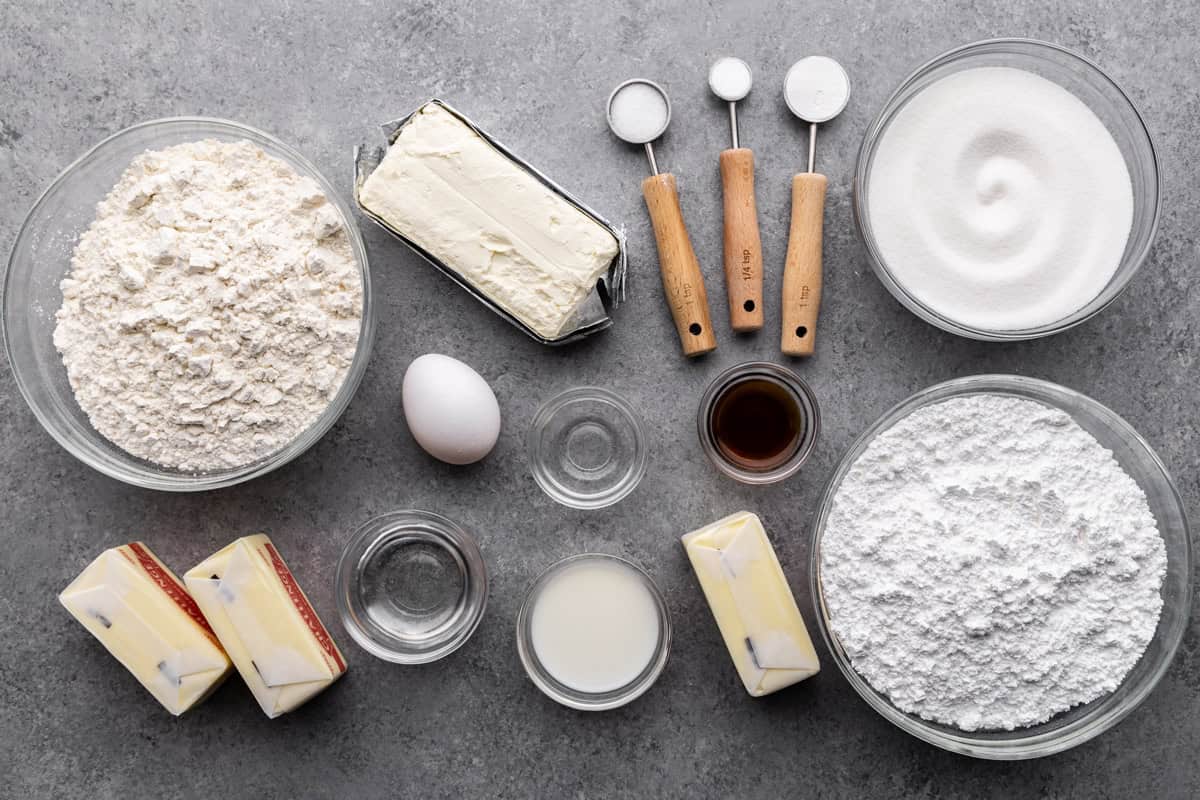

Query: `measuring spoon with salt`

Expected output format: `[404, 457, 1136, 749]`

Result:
[780, 56, 850, 356]
[607, 79, 716, 357]
[709, 57, 763, 333]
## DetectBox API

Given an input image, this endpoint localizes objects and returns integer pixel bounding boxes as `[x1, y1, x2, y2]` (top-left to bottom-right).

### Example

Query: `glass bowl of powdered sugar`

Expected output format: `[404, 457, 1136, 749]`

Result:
[4, 118, 374, 490]
[811, 375, 1190, 759]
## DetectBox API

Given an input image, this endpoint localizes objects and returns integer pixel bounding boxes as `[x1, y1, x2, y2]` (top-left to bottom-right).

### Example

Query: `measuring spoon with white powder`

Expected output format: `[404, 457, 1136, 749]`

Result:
[607, 79, 716, 357]
[709, 57, 763, 332]
[780, 56, 850, 356]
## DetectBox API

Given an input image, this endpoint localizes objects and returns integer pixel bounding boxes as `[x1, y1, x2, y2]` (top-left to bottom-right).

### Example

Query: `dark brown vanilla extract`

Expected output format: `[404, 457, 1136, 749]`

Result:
[711, 378, 803, 471]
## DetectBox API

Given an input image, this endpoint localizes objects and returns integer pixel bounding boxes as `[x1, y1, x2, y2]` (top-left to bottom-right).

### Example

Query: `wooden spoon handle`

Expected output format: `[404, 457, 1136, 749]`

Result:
[719, 148, 763, 332]
[641, 173, 717, 357]
[781, 172, 828, 357]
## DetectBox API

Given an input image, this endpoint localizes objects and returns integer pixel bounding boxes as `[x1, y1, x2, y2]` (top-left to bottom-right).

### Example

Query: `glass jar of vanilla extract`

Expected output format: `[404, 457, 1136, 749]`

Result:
[696, 362, 820, 484]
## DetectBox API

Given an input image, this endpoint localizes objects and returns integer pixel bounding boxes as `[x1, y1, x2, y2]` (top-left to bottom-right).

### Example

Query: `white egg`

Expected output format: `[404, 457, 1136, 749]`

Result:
[402, 354, 501, 465]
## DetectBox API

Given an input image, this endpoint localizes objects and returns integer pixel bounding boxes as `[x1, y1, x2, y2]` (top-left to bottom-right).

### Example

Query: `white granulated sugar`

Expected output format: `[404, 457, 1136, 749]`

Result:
[54, 139, 363, 472]
[820, 394, 1166, 731]
[866, 67, 1133, 331]
[608, 82, 669, 143]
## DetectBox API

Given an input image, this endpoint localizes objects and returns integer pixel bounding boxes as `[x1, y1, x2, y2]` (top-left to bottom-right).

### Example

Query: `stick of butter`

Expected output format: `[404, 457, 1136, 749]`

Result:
[358, 102, 620, 340]
[59, 542, 232, 715]
[184, 535, 346, 718]
[682, 511, 820, 697]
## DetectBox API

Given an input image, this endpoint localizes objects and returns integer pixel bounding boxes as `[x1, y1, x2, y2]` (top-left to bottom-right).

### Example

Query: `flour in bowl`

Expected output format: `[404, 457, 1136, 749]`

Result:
[53, 139, 363, 471]
[820, 394, 1166, 731]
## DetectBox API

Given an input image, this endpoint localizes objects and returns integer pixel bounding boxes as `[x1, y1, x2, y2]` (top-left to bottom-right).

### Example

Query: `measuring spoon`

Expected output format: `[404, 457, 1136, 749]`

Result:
[780, 56, 850, 356]
[607, 79, 716, 358]
[709, 57, 763, 333]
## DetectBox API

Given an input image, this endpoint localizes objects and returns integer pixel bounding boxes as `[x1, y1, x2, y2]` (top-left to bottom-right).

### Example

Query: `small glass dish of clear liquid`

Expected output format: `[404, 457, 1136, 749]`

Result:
[527, 387, 648, 510]
[336, 510, 488, 664]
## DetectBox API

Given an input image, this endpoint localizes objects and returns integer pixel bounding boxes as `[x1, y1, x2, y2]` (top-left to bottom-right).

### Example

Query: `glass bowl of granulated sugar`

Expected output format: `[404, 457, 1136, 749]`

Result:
[4, 118, 375, 490]
[854, 39, 1160, 341]
[810, 375, 1190, 759]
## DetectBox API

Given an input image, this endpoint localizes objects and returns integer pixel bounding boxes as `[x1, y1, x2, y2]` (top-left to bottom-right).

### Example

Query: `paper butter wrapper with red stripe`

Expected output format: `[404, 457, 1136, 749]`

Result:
[59, 542, 233, 716]
[184, 534, 346, 719]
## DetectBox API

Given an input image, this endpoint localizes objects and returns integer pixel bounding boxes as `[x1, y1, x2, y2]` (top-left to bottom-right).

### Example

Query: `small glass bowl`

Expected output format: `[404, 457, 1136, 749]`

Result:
[336, 510, 488, 664]
[810, 375, 1191, 759]
[516, 554, 671, 710]
[696, 362, 820, 484]
[527, 387, 647, 509]
[853, 39, 1160, 340]
[3, 117, 375, 490]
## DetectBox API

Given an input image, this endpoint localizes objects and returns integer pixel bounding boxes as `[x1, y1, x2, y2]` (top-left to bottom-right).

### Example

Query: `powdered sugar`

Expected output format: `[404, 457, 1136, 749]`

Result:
[53, 139, 363, 472]
[820, 394, 1166, 731]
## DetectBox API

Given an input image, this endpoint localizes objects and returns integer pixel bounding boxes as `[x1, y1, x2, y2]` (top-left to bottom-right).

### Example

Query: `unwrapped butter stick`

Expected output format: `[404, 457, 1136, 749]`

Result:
[59, 542, 232, 715]
[682, 511, 820, 696]
[184, 534, 346, 718]
[358, 102, 619, 340]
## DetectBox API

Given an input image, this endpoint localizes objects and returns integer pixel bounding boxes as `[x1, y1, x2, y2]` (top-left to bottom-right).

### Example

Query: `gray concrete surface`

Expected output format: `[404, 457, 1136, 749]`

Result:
[2, 1, 1198, 797]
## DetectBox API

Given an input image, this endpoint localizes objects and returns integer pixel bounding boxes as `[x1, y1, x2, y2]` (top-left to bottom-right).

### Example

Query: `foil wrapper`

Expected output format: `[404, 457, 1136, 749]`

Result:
[353, 99, 627, 345]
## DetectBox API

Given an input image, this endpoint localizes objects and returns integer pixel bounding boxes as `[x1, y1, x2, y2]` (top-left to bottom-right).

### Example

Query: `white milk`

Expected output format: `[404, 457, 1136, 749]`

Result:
[529, 558, 660, 694]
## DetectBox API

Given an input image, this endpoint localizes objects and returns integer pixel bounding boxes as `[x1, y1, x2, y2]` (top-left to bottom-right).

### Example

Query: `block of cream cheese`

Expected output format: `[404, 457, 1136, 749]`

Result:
[682, 511, 820, 697]
[59, 542, 232, 715]
[184, 535, 346, 718]
[358, 102, 620, 340]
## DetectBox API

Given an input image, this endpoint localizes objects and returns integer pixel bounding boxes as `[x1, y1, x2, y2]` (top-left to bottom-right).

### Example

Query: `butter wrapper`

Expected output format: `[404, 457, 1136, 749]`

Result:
[682, 512, 820, 697]
[354, 98, 627, 345]
[60, 542, 233, 716]
[184, 534, 346, 718]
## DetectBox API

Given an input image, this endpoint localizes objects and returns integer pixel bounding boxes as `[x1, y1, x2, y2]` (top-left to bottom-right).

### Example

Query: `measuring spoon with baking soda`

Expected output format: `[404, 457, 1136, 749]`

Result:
[709, 57, 763, 333]
[607, 79, 716, 357]
[781, 56, 850, 356]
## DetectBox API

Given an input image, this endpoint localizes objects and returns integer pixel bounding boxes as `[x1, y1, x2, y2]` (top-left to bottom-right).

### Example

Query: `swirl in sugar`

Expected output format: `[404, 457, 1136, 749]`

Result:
[867, 67, 1133, 331]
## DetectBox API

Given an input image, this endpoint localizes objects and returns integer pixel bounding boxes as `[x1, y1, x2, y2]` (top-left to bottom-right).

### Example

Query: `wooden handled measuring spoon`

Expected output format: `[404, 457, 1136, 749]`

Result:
[781, 56, 851, 357]
[709, 57, 763, 332]
[607, 79, 716, 358]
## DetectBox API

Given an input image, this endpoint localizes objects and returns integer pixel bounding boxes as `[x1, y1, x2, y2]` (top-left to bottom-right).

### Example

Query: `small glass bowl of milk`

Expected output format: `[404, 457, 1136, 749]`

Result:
[516, 554, 671, 710]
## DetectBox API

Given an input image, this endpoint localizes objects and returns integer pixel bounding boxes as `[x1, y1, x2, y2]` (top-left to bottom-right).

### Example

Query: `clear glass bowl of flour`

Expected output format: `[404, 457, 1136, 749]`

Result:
[853, 39, 1160, 341]
[810, 375, 1191, 759]
[3, 118, 375, 490]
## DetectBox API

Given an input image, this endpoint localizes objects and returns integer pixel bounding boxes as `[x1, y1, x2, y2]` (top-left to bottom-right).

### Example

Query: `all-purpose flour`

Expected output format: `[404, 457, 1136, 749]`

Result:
[820, 394, 1166, 731]
[54, 140, 363, 471]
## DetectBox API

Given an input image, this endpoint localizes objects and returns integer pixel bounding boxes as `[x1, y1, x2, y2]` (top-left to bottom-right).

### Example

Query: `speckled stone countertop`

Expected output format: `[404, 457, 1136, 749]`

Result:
[2, 1, 1198, 797]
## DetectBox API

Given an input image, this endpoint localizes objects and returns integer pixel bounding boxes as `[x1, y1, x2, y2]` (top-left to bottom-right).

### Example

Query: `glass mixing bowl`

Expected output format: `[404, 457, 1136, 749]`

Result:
[853, 39, 1161, 341]
[3, 118, 375, 490]
[810, 375, 1191, 759]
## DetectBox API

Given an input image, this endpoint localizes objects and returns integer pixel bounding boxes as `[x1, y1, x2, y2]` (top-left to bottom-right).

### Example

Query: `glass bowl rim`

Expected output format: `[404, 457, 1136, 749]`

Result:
[527, 386, 649, 510]
[2, 115, 376, 491]
[809, 373, 1192, 758]
[335, 509, 489, 665]
[515, 552, 672, 710]
[851, 37, 1162, 341]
